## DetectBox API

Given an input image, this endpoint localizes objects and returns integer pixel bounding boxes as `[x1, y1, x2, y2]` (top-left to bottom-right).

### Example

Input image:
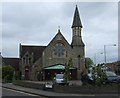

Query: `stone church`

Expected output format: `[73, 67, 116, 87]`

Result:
[19, 5, 86, 81]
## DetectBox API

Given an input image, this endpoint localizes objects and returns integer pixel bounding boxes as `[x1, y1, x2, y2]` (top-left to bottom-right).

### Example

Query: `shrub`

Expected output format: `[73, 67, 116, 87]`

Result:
[14, 72, 21, 80]
[2, 65, 15, 82]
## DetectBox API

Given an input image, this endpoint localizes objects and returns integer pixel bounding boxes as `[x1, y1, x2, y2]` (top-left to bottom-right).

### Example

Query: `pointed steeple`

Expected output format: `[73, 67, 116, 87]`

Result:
[72, 5, 82, 28]
[71, 5, 84, 46]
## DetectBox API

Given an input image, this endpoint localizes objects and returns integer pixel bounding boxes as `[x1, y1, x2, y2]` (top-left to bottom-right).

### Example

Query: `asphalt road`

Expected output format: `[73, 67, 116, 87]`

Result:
[2, 87, 46, 98]
[1, 86, 120, 98]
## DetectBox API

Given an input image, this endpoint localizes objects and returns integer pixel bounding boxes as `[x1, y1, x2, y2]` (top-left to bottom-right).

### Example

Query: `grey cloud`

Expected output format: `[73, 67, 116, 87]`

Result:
[2, 2, 118, 64]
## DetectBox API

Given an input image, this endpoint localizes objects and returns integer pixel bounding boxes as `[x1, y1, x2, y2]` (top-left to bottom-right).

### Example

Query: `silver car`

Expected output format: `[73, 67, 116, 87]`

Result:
[53, 74, 65, 84]
[105, 71, 118, 83]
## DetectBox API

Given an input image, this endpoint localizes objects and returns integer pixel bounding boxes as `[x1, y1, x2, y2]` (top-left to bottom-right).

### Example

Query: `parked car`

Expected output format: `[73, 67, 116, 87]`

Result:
[43, 82, 53, 90]
[87, 73, 94, 81]
[117, 75, 120, 82]
[105, 71, 118, 83]
[53, 74, 66, 85]
[81, 73, 94, 84]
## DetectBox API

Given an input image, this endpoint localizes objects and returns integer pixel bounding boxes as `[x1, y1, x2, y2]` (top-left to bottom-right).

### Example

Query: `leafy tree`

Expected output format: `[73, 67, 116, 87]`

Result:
[92, 65, 107, 86]
[2, 65, 15, 82]
[85, 58, 94, 68]
[64, 58, 73, 84]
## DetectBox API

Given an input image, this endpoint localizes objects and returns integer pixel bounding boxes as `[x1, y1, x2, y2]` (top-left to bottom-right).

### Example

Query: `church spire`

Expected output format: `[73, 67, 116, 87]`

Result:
[72, 5, 82, 28]
[71, 5, 84, 46]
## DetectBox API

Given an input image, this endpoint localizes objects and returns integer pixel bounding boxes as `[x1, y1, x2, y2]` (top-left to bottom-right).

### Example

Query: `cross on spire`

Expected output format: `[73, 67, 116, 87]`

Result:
[58, 26, 61, 33]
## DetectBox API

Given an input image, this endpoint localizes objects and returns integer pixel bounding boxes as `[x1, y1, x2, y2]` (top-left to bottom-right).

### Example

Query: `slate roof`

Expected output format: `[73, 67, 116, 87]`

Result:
[72, 5, 82, 28]
[2, 57, 19, 71]
[20, 45, 46, 62]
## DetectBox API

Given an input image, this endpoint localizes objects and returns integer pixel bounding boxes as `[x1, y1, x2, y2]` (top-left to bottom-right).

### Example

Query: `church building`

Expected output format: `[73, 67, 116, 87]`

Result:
[19, 5, 86, 81]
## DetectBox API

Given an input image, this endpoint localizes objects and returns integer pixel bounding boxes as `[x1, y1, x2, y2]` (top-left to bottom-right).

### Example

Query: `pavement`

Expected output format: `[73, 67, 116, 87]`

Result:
[2, 83, 120, 98]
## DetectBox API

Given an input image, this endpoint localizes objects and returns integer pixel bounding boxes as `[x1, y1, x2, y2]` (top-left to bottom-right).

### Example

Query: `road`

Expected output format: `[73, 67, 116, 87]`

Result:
[2, 87, 120, 98]
[2, 87, 47, 98]
[1, 86, 120, 98]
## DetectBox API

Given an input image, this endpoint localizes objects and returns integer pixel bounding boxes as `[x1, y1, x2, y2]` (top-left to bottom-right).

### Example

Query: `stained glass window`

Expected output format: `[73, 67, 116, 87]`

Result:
[53, 43, 65, 57]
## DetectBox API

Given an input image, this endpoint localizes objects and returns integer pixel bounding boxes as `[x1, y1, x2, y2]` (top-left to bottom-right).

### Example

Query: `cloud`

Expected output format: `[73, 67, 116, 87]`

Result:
[2, 2, 118, 63]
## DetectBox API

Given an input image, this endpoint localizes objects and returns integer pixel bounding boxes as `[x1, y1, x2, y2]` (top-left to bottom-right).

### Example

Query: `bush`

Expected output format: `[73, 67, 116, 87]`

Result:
[83, 65, 107, 86]
[14, 72, 21, 80]
[2, 65, 15, 83]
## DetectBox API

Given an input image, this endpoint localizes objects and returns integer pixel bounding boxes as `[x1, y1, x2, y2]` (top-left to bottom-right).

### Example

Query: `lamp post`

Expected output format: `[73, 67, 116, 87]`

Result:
[104, 44, 116, 70]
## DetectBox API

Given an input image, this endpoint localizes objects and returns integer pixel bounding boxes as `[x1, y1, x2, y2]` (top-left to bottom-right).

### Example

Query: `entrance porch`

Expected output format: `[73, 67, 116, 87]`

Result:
[41, 64, 77, 80]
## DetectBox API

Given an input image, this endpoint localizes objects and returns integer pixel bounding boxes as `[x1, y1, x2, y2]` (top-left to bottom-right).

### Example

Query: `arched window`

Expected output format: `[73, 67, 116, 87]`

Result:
[53, 43, 65, 58]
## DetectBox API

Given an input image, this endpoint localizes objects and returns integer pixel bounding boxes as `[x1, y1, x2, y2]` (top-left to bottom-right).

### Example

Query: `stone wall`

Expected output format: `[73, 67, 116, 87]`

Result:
[13, 80, 44, 90]
[42, 32, 73, 67]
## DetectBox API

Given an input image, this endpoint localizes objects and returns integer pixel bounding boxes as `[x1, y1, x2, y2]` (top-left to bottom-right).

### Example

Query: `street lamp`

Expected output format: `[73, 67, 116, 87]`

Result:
[104, 44, 116, 69]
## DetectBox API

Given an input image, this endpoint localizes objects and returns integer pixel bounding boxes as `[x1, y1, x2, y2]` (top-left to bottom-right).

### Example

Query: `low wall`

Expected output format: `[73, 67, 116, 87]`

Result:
[13, 80, 45, 90]
[13, 80, 120, 94]
[53, 84, 120, 94]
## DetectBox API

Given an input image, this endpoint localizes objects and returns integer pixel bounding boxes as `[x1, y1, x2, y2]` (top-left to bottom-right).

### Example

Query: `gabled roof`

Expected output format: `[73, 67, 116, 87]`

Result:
[47, 29, 71, 47]
[20, 45, 46, 62]
[2, 57, 19, 71]
[72, 5, 82, 28]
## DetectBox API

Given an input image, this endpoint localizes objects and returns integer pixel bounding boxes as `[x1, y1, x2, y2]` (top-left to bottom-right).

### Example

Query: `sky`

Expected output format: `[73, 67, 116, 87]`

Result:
[1, 1, 119, 64]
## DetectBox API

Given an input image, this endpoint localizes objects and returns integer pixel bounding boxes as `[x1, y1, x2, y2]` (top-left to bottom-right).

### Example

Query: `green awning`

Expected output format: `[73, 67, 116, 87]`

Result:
[44, 64, 76, 70]
[44, 65, 65, 70]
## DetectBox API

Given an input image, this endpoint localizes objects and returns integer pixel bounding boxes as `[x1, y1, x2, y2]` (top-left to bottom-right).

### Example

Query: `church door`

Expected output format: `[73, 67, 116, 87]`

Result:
[25, 66, 29, 80]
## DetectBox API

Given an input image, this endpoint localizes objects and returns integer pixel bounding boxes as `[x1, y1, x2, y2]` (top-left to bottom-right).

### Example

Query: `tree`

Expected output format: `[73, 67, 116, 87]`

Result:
[85, 58, 94, 68]
[63, 58, 73, 84]
[2, 65, 15, 82]
[92, 65, 107, 86]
